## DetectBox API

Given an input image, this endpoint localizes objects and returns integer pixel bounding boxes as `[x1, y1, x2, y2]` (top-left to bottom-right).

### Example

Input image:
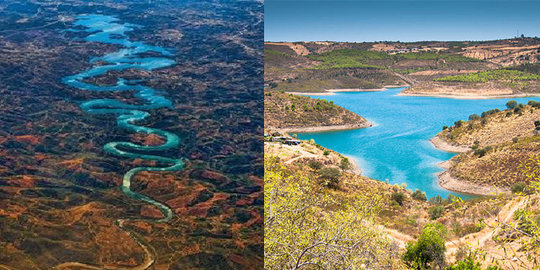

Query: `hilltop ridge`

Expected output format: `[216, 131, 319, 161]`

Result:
[266, 38, 540, 97]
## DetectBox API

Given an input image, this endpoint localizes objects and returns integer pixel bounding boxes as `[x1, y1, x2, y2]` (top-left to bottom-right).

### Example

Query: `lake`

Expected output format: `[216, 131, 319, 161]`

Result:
[297, 87, 540, 198]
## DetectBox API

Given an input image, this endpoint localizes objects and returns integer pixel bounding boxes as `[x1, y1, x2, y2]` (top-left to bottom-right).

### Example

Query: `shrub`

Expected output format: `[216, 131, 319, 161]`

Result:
[429, 195, 443, 205]
[454, 120, 464, 127]
[535, 120, 540, 130]
[403, 223, 447, 269]
[340, 157, 351, 170]
[448, 251, 502, 270]
[506, 100, 518, 109]
[513, 137, 519, 143]
[468, 114, 480, 120]
[529, 100, 540, 108]
[428, 206, 444, 220]
[308, 160, 322, 171]
[442, 125, 448, 130]
[323, 150, 330, 156]
[474, 146, 492, 157]
[318, 167, 341, 189]
[411, 189, 427, 201]
[391, 191, 406, 206]
[511, 182, 533, 194]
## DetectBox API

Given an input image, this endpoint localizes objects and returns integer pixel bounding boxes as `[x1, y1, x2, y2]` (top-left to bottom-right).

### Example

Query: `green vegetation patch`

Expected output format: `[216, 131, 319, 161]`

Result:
[307, 49, 389, 69]
[435, 69, 540, 83]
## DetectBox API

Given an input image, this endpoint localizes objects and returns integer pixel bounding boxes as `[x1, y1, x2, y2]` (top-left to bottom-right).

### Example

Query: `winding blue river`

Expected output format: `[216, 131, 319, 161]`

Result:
[63, 14, 183, 222]
[297, 87, 540, 198]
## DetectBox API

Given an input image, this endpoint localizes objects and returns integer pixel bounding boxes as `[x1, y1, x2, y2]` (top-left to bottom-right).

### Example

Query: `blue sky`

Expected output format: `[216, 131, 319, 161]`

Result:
[265, 0, 540, 42]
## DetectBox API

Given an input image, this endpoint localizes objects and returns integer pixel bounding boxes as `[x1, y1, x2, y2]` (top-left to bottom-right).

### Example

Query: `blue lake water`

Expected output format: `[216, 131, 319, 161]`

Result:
[297, 87, 540, 198]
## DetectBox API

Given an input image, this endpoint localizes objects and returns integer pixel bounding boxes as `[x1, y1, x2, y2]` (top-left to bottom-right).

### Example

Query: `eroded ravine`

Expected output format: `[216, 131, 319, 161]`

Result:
[55, 14, 184, 269]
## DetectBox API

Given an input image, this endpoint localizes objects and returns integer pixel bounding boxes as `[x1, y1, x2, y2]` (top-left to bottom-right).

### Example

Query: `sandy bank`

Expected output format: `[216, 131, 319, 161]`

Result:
[343, 154, 362, 175]
[398, 92, 540, 100]
[430, 136, 470, 153]
[437, 169, 510, 196]
[431, 136, 510, 196]
[287, 86, 406, 96]
[280, 122, 373, 133]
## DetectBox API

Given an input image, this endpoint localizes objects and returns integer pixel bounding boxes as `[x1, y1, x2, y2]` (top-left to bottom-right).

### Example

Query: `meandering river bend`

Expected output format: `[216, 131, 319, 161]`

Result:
[63, 14, 183, 222]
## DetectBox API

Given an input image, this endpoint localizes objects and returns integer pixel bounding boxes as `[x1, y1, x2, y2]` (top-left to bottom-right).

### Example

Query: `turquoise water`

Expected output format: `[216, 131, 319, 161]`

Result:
[63, 14, 183, 222]
[297, 87, 540, 198]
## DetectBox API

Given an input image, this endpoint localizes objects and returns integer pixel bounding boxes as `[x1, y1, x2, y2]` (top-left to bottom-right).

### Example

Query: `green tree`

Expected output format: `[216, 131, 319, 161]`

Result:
[403, 223, 447, 269]
[319, 167, 341, 188]
[506, 100, 518, 109]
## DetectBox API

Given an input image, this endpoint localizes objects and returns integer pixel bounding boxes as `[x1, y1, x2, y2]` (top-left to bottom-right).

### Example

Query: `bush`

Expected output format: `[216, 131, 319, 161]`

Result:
[403, 223, 447, 269]
[454, 120, 464, 127]
[513, 137, 519, 143]
[318, 167, 341, 189]
[391, 191, 406, 206]
[323, 150, 330, 155]
[535, 120, 540, 130]
[529, 100, 540, 108]
[429, 195, 443, 205]
[511, 182, 532, 194]
[474, 146, 492, 157]
[411, 189, 427, 201]
[506, 100, 518, 109]
[442, 125, 448, 130]
[448, 251, 502, 270]
[468, 114, 480, 120]
[340, 157, 351, 170]
[428, 206, 444, 220]
[308, 160, 322, 171]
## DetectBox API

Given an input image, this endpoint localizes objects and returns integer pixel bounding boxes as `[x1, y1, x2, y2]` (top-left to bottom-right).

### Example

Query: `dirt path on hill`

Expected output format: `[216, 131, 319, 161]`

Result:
[445, 197, 527, 258]
[383, 227, 414, 249]
[283, 146, 318, 164]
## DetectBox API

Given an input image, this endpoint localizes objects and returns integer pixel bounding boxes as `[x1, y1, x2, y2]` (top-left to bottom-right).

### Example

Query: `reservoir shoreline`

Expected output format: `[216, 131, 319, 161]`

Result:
[431, 137, 510, 196]
[281, 122, 373, 133]
[287, 85, 409, 96]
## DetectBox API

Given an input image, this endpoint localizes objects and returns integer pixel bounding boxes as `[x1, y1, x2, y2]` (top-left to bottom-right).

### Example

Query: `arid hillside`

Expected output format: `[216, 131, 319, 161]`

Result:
[265, 132, 540, 269]
[266, 38, 540, 97]
[264, 91, 371, 131]
[435, 101, 540, 188]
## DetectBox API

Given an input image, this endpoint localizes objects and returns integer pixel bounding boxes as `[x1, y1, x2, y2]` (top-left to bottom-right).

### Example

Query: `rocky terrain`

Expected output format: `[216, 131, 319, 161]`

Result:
[0, 0, 263, 269]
